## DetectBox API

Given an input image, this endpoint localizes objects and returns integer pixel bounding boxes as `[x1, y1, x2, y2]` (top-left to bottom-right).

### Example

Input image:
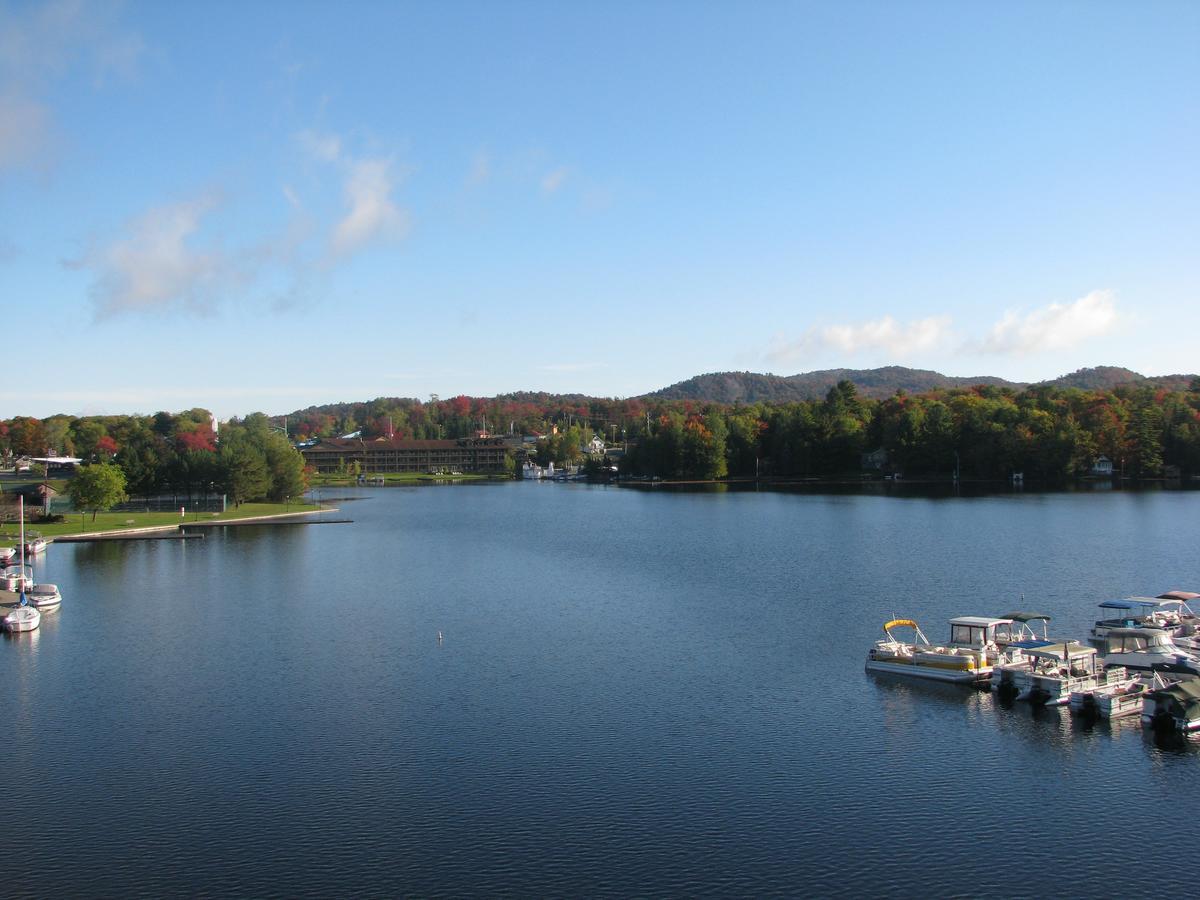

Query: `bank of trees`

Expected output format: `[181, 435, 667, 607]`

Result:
[4, 379, 1200, 491]
[620, 381, 1200, 481]
[0, 410, 307, 506]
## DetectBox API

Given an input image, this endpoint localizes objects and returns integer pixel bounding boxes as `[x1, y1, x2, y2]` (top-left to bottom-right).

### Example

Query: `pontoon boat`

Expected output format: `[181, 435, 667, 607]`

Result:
[1142, 677, 1200, 732]
[991, 642, 1110, 705]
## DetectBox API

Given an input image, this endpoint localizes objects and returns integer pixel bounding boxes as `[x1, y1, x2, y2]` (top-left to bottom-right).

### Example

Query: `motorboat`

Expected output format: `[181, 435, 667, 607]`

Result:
[0, 547, 15, 565]
[1090, 598, 1164, 640]
[991, 642, 1108, 705]
[0, 566, 33, 593]
[1142, 677, 1200, 732]
[26, 583, 61, 612]
[866, 616, 1025, 684]
[1068, 672, 1151, 719]
[1154, 592, 1200, 648]
[1092, 627, 1200, 676]
[3, 600, 40, 633]
[23, 534, 47, 556]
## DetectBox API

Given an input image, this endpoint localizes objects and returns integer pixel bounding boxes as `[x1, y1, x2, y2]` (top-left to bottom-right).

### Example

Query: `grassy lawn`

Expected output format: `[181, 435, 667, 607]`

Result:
[0, 501, 320, 539]
[309, 471, 502, 486]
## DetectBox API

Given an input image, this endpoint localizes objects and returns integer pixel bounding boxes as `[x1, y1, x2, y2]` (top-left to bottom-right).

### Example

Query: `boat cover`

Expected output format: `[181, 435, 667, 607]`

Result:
[1000, 611, 1052, 622]
[1158, 591, 1200, 602]
[1099, 599, 1158, 611]
[1150, 680, 1200, 719]
[1025, 642, 1097, 661]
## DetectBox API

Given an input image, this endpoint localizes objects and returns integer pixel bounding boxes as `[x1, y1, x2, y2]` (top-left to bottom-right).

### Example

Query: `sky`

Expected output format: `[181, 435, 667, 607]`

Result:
[1, 0, 1197, 419]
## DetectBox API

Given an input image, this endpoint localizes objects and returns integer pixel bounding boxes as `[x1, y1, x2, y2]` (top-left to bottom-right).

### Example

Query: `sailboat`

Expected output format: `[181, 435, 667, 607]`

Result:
[3, 497, 41, 633]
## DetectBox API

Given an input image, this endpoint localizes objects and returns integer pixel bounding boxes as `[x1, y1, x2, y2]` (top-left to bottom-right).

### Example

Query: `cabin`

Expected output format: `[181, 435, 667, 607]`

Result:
[1090, 455, 1114, 476]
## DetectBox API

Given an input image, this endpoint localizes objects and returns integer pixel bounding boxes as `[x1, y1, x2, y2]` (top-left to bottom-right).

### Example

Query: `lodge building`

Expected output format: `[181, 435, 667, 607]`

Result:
[301, 436, 510, 474]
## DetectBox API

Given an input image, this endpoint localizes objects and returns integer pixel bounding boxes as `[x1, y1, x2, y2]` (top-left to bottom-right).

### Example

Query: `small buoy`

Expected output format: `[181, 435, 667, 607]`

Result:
[437, 630, 443, 645]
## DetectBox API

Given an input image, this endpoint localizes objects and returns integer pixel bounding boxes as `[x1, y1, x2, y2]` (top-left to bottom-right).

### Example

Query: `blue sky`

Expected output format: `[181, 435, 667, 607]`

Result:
[1, 0, 1197, 418]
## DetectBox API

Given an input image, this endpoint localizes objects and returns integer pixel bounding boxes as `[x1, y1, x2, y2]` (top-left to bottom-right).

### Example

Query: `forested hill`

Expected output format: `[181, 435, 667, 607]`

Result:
[645, 366, 1199, 403]
[646, 367, 1023, 403]
[1044, 366, 1197, 392]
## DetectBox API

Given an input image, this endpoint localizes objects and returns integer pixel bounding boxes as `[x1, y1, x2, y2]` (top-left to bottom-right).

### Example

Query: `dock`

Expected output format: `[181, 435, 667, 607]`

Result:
[54, 532, 206, 543]
[179, 519, 352, 529]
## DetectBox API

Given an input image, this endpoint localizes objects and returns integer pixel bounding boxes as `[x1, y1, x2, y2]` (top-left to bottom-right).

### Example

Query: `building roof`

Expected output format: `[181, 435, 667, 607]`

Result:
[304, 437, 507, 452]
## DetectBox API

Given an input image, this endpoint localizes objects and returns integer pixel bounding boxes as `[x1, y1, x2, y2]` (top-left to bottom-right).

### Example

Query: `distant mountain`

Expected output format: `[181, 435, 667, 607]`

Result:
[1039, 366, 1197, 392]
[644, 367, 1024, 403]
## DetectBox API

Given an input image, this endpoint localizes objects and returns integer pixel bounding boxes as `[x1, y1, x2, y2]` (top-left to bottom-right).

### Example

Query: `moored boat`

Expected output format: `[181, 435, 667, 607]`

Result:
[0, 547, 15, 566]
[26, 583, 61, 612]
[1093, 627, 1200, 676]
[0, 565, 33, 593]
[23, 534, 47, 556]
[991, 642, 1105, 705]
[3, 498, 41, 633]
[1068, 670, 1149, 719]
[867, 617, 1022, 684]
[1142, 677, 1200, 732]
[2, 602, 41, 633]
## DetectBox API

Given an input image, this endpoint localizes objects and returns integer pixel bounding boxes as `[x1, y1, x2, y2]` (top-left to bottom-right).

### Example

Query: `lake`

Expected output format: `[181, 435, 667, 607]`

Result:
[2, 482, 1197, 897]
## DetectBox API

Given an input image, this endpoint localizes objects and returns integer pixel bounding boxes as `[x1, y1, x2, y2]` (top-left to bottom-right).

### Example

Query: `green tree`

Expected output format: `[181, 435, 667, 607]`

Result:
[219, 442, 270, 507]
[67, 463, 129, 521]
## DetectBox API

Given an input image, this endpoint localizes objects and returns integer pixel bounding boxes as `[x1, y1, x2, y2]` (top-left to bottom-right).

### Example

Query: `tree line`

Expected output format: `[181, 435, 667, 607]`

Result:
[1, 410, 307, 507]
[5, 378, 1200, 489]
[619, 380, 1200, 481]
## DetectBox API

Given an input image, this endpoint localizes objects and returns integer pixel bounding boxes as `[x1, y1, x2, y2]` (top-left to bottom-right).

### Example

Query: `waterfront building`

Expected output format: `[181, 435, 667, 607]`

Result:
[301, 436, 510, 474]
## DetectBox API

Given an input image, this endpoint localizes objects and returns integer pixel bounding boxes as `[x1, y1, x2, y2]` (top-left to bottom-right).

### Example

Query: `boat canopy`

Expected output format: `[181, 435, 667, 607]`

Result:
[999, 611, 1052, 623]
[1159, 591, 1200, 602]
[1106, 627, 1170, 639]
[1025, 642, 1097, 661]
[1098, 598, 1158, 611]
[948, 616, 1013, 628]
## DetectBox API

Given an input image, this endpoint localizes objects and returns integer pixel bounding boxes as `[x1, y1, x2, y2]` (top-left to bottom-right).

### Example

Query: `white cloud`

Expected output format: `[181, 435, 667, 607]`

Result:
[297, 129, 342, 163]
[0, 92, 52, 170]
[297, 130, 409, 259]
[72, 195, 226, 317]
[768, 315, 954, 364]
[331, 156, 409, 257]
[0, 1, 144, 173]
[979, 290, 1120, 355]
[540, 166, 569, 194]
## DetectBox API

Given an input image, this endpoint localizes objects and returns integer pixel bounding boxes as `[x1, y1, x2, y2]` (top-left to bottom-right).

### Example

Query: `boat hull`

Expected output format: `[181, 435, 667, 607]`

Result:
[3, 607, 41, 633]
[865, 658, 989, 684]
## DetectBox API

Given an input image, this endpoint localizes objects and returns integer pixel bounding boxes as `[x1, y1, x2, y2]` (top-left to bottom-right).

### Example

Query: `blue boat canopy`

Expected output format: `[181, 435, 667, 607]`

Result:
[1099, 598, 1158, 611]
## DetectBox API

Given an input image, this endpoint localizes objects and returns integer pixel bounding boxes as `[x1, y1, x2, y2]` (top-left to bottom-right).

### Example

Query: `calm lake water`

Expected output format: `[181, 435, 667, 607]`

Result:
[3, 483, 1198, 897]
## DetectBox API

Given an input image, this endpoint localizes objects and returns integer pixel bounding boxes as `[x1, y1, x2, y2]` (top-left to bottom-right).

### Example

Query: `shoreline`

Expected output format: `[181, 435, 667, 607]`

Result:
[49, 507, 340, 542]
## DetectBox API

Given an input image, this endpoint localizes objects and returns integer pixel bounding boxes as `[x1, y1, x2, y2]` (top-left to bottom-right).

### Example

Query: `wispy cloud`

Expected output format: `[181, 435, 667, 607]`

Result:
[0, 91, 52, 170]
[70, 194, 228, 318]
[977, 290, 1120, 355]
[298, 129, 409, 260]
[467, 149, 491, 187]
[297, 129, 341, 163]
[0, 0, 144, 173]
[768, 315, 954, 364]
[540, 166, 569, 194]
[332, 157, 408, 256]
